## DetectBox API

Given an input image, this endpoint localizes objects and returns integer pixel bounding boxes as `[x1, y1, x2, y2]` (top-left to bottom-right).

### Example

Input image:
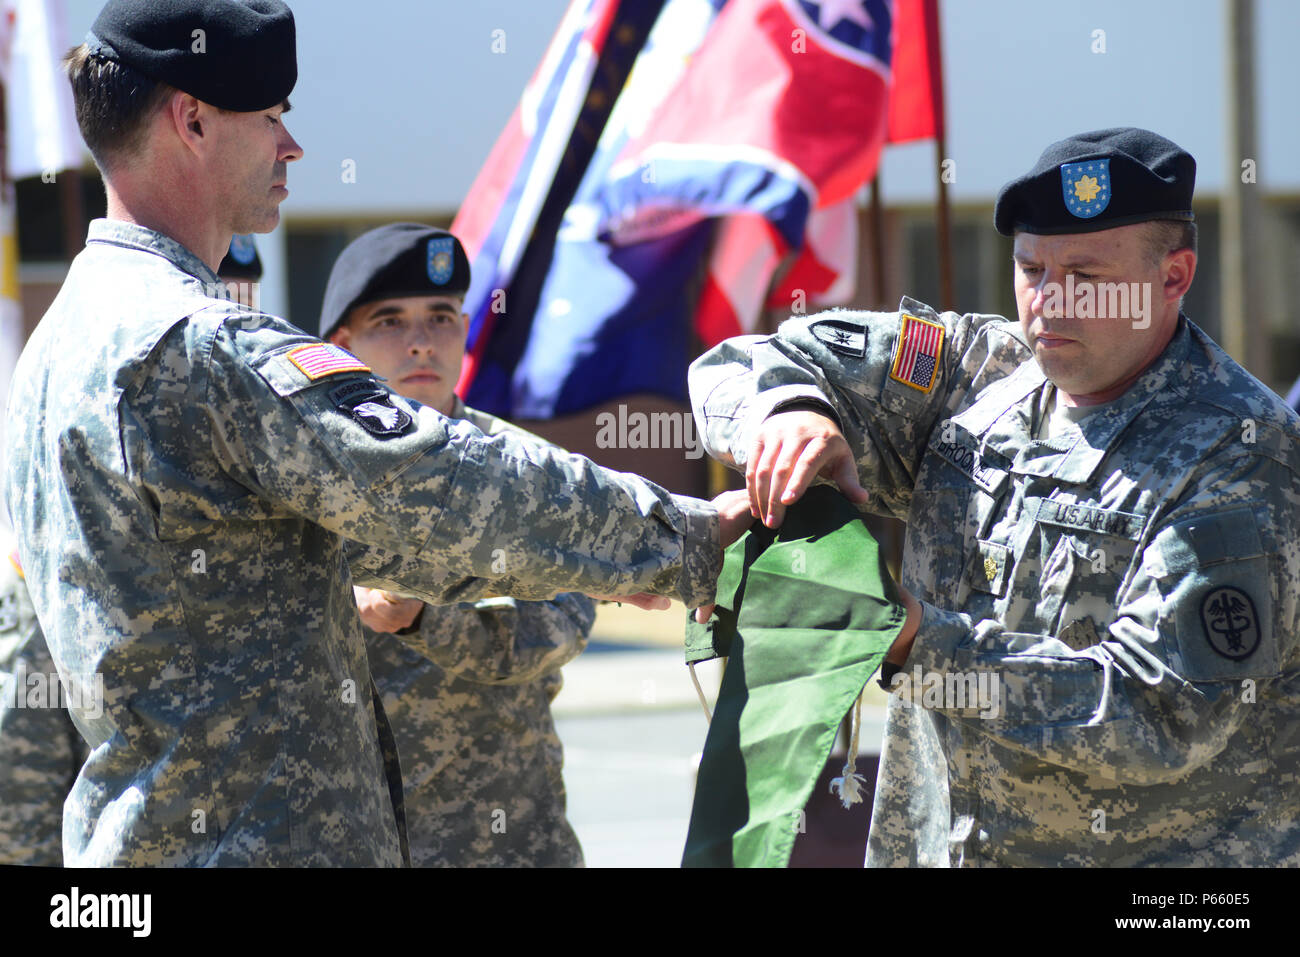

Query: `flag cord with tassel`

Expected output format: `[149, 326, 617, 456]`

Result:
[829, 687, 867, 808]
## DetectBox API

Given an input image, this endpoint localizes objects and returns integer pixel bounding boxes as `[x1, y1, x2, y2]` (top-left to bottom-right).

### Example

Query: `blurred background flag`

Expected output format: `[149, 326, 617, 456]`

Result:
[886, 0, 942, 145]
[2, 0, 82, 180]
[454, 0, 941, 421]
[758, 0, 945, 324]
[0, 0, 82, 514]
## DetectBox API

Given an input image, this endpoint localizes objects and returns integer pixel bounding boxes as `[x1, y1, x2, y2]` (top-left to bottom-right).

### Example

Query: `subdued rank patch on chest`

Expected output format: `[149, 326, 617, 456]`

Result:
[1200, 586, 1261, 660]
[1059, 616, 1101, 651]
[810, 318, 866, 357]
[328, 381, 413, 438]
[889, 313, 943, 393]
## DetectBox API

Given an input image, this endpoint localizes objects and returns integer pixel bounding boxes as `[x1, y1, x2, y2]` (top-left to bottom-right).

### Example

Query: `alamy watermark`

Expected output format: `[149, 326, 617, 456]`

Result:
[201, 280, 260, 308]
[1039, 276, 1152, 329]
[890, 665, 1001, 719]
[595, 404, 703, 460]
[50, 887, 150, 937]
[2, 660, 103, 719]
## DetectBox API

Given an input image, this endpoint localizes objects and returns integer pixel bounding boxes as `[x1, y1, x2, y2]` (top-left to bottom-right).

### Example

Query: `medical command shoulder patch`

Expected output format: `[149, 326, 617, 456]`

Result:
[286, 343, 371, 381]
[889, 314, 944, 393]
[1200, 586, 1261, 661]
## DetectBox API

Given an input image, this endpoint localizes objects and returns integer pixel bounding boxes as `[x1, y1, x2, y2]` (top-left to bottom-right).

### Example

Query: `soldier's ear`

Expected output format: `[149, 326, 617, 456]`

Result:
[170, 93, 206, 154]
[329, 326, 350, 349]
[1161, 248, 1196, 305]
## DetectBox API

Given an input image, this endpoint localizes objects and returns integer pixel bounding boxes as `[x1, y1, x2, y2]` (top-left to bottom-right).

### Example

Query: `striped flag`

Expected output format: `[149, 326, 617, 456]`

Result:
[886, 0, 943, 144]
[286, 343, 371, 381]
[453, 0, 909, 418]
[889, 312, 943, 393]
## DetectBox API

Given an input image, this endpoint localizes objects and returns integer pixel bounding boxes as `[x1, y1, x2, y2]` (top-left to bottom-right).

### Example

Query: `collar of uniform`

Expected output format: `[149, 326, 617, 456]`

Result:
[85, 218, 220, 285]
[954, 351, 1047, 444]
[1010, 317, 1193, 482]
[447, 396, 499, 436]
[457, 401, 514, 440]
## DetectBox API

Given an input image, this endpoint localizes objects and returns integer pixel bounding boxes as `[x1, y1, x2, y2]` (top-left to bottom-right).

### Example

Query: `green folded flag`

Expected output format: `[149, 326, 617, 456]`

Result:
[682, 485, 906, 868]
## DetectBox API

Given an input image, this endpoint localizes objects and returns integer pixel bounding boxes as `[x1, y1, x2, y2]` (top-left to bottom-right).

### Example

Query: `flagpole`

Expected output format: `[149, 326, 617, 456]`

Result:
[868, 176, 886, 308]
[935, 133, 954, 312]
[1219, 0, 1264, 378]
[930, 0, 954, 313]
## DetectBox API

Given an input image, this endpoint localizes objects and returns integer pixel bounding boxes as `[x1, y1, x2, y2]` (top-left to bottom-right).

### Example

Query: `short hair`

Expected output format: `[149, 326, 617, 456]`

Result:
[63, 43, 176, 171]
[1144, 220, 1197, 267]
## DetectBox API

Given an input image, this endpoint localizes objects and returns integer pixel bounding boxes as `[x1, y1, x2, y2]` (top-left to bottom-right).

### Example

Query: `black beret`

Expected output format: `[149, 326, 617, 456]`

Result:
[994, 127, 1195, 237]
[86, 0, 296, 112]
[317, 224, 471, 340]
[218, 233, 262, 279]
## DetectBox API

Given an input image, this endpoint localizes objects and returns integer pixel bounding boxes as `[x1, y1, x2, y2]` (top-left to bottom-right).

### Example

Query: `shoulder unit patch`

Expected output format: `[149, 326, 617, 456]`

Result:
[328, 381, 413, 438]
[1200, 586, 1261, 661]
[810, 318, 866, 357]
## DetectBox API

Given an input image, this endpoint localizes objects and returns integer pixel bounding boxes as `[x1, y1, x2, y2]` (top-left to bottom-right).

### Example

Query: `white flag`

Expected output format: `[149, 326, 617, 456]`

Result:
[3, 0, 84, 180]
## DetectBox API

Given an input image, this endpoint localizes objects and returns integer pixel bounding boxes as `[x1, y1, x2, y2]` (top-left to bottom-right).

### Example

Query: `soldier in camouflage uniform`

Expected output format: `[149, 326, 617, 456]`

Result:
[320, 224, 588, 867]
[0, 531, 89, 865]
[3, 0, 745, 867]
[689, 128, 1300, 866]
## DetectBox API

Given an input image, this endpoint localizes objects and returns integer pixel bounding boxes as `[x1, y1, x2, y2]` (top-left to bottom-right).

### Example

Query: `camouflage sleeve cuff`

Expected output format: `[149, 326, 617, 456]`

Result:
[670, 494, 723, 609]
[732, 384, 840, 468]
[900, 599, 972, 678]
[887, 600, 1006, 719]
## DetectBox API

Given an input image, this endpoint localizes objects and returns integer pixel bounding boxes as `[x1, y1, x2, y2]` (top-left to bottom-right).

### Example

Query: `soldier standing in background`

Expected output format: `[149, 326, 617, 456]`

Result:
[320, 224, 589, 867]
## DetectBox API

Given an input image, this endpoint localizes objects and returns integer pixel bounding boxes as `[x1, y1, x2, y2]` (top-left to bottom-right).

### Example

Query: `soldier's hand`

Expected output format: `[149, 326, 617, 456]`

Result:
[587, 592, 672, 611]
[354, 586, 424, 633]
[690, 489, 757, 623]
[713, 488, 756, 550]
[748, 409, 867, 529]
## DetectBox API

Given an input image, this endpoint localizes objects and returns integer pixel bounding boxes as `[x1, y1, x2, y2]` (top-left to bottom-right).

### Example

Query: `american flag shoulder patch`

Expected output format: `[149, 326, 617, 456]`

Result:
[889, 314, 944, 394]
[286, 343, 371, 381]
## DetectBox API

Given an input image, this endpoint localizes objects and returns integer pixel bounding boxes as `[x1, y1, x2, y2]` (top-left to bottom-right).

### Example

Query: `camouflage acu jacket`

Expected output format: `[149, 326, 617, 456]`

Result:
[362, 401, 590, 867]
[690, 296, 1300, 867]
[3, 220, 719, 867]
